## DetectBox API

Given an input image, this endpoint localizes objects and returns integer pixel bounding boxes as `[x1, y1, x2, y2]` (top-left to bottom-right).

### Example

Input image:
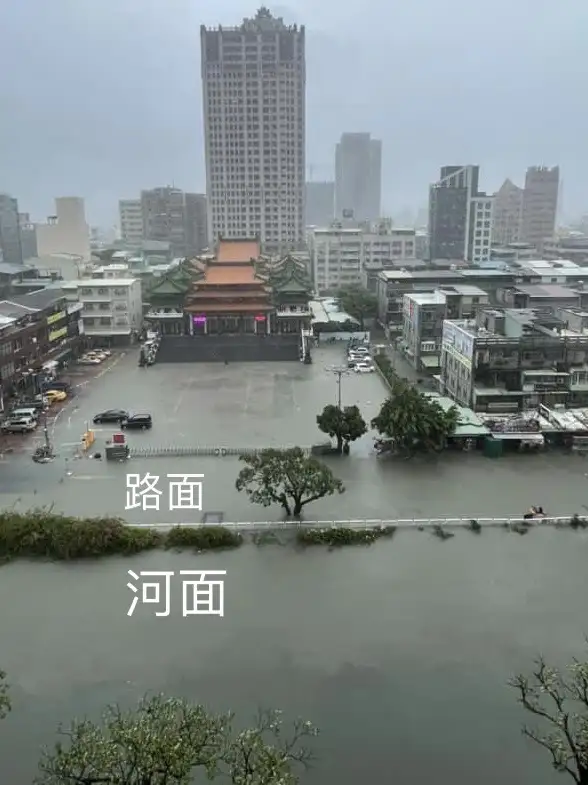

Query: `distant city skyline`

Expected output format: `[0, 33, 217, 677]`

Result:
[0, 1, 585, 228]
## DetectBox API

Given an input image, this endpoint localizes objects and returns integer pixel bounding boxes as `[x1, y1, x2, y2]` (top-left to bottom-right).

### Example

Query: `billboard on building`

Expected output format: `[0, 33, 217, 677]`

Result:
[442, 321, 474, 368]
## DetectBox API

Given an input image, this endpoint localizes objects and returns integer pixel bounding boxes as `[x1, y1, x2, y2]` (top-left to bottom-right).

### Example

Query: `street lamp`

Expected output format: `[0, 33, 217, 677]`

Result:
[326, 365, 350, 409]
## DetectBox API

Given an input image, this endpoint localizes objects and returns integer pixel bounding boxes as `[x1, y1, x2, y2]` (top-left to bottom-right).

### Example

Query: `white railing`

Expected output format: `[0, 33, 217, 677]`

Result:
[131, 515, 581, 531]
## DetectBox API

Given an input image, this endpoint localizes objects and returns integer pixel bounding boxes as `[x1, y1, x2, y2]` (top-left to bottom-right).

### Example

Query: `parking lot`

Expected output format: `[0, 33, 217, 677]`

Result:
[0, 344, 389, 521]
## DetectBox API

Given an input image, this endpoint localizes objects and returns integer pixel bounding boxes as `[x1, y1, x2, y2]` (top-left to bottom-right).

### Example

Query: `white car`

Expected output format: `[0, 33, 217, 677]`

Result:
[348, 346, 370, 356]
[354, 362, 375, 373]
[1, 416, 37, 433]
[78, 356, 102, 365]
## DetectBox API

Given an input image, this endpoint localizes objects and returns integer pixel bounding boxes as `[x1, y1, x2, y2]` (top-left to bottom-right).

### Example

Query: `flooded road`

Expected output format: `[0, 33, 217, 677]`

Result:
[1, 529, 588, 785]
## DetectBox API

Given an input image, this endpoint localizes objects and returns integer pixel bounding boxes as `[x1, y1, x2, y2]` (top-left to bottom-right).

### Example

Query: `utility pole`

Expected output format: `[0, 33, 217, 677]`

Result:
[327, 366, 350, 409]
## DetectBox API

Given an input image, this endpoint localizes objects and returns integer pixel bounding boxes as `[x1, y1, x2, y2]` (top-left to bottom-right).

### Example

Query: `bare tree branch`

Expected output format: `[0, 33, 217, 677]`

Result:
[509, 651, 588, 785]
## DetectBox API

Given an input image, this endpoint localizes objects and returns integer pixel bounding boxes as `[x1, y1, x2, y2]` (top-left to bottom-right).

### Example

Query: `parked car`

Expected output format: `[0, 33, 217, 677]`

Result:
[349, 354, 372, 365]
[93, 409, 129, 424]
[1, 416, 37, 433]
[94, 348, 112, 357]
[41, 381, 70, 393]
[120, 413, 152, 430]
[354, 362, 375, 373]
[10, 407, 40, 421]
[13, 398, 47, 411]
[45, 389, 67, 403]
[78, 355, 102, 365]
[348, 346, 370, 356]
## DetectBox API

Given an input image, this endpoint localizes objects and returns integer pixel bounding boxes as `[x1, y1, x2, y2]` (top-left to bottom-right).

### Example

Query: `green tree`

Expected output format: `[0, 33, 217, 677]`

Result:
[0, 670, 10, 719]
[34, 694, 317, 785]
[371, 381, 459, 454]
[236, 447, 345, 517]
[316, 404, 367, 453]
[337, 287, 377, 329]
[510, 653, 588, 785]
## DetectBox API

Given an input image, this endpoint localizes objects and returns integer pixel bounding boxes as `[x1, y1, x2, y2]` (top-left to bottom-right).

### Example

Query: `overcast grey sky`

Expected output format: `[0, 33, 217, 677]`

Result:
[1, 0, 587, 226]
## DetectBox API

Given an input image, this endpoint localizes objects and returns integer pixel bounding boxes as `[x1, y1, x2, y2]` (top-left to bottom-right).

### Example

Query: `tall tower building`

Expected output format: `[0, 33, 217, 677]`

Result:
[428, 165, 493, 263]
[0, 194, 23, 265]
[334, 133, 382, 222]
[305, 181, 335, 226]
[201, 8, 306, 253]
[492, 179, 523, 246]
[141, 187, 187, 257]
[184, 193, 209, 255]
[521, 166, 559, 249]
[119, 199, 144, 247]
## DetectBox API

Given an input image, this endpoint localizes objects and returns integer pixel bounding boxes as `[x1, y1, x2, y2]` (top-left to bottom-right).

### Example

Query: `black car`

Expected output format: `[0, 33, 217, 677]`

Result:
[41, 380, 70, 393]
[93, 409, 129, 424]
[120, 413, 152, 430]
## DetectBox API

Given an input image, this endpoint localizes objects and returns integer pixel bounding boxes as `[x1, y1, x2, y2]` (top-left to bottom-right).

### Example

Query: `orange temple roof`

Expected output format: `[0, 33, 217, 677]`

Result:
[216, 239, 261, 263]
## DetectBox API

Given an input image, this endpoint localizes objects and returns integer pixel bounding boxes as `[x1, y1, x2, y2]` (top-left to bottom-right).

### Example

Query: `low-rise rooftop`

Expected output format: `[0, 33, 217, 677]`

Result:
[77, 278, 138, 287]
[310, 298, 360, 326]
[439, 284, 488, 297]
[405, 291, 446, 306]
[514, 283, 579, 299]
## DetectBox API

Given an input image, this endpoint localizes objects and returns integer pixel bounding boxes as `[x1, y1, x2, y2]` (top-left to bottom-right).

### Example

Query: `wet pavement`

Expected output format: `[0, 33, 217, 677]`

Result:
[0, 345, 588, 524]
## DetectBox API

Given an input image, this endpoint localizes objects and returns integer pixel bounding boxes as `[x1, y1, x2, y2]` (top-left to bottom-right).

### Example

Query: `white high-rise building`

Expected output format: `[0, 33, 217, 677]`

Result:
[119, 199, 144, 247]
[200, 8, 305, 253]
[335, 133, 382, 222]
[35, 197, 91, 261]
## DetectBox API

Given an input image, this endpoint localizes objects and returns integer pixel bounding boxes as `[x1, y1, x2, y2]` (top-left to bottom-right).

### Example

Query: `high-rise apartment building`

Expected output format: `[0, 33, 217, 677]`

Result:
[309, 223, 416, 293]
[334, 133, 382, 222]
[305, 181, 335, 226]
[124, 189, 208, 257]
[428, 165, 493, 263]
[119, 199, 144, 247]
[492, 179, 524, 246]
[141, 187, 187, 257]
[521, 166, 559, 249]
[35, 197, 91, 261]
[0, 194, 23, 265]
[201, 8, 306, 252]
[184, 193, 209, 255]
[18, 213, 37, 260]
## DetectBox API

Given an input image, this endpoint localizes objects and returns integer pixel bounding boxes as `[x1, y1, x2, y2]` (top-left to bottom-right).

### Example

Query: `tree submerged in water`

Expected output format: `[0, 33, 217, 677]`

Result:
[236, 447, 344, 516]
[36, 695, 318, 785]
[372, 381, 459, 455]
[509, 651, 588, 784]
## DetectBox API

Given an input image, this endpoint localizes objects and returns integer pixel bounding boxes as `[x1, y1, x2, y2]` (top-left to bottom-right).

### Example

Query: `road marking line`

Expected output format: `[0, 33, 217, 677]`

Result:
[68, 475, 111, 481]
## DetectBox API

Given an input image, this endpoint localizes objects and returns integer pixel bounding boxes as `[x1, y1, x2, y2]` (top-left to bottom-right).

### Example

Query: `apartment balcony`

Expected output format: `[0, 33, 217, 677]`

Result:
[81, 294, 113, 303]
[83, 323, 131, 335]
[521, 370, 570, 393]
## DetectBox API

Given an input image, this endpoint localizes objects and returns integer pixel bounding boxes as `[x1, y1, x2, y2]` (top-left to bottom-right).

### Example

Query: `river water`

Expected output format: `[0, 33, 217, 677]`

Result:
[1, 529, 588, 785]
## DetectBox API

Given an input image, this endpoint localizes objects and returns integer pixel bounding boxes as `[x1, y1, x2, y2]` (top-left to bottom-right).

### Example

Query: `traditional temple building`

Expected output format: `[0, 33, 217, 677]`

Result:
[145, 238, 312, 337]
[186, 239, 272, 335]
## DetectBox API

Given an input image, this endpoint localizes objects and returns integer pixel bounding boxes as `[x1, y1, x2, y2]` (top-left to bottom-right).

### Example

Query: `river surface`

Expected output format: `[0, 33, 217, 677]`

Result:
[1, 530, 588, 785]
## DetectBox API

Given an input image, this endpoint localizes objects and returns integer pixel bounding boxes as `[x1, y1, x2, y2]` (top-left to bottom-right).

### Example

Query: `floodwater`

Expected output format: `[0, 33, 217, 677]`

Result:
[1, 529, 588, 785]
[2, 349, 588, 784]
